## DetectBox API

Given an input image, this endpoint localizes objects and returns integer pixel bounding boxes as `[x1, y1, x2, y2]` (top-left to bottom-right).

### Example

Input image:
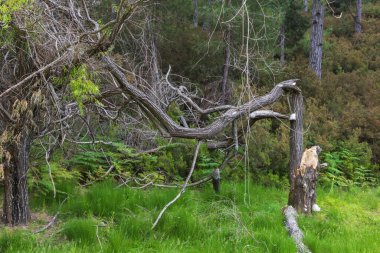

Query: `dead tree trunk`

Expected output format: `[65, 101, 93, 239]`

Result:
[309, 0, 324, 79]
[289, 146, 321, 214]
[221, 0, 232, 104]
[193, 0, 198, 27]
[304, 0, 308, 12]
[287, 90, 322, 214]
[2, 133, 32, 225]
[355, 0, 362, 33]
[288, 92, 304, 196]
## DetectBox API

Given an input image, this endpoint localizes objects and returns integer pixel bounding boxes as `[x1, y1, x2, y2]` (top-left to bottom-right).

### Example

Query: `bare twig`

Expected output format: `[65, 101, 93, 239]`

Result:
[151, 141, 202, 229]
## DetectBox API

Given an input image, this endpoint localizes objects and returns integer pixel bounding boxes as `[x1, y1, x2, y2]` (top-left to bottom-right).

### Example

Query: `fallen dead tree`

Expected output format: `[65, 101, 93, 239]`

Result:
[283, 206, 311, 253]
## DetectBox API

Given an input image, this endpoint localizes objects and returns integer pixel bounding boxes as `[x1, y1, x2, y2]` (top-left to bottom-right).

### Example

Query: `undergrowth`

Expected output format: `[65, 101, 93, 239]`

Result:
[0, 181, 379, 253]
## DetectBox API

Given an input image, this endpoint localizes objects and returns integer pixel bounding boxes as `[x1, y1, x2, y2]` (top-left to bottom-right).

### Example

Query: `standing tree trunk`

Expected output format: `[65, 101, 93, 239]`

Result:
[193, 0, 198, 27]
[288, 146, 321, 214]
[288, 91, 304, 202]
[2, 133, 32, 225]
[304, 0, 308, 12]
[355, 0, 362, 33]
[221, 0, 232, 104]
[309, 0, 324, 79]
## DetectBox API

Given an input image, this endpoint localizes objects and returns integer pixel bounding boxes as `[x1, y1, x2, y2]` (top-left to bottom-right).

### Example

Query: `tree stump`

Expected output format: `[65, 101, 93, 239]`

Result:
[288, 146, 322, 214]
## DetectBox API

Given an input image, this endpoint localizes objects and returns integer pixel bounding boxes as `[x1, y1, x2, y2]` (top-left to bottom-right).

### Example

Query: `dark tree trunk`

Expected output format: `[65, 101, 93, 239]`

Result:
[221, 0, 232, 104]
[309, 0, 324, 79]
[288, 91, 304, 198]
[2, 134, 32, 225]
[288, 146, 321, 214]
[355, 0, 362, 33]
[193, 0, 198, 27]
[304, 0, 308, 12]
[280, 24, 285, 66]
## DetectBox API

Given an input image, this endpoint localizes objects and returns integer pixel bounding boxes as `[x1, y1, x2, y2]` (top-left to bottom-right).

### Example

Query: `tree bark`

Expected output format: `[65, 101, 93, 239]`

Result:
[304, 0, 308, 13]
[288, 92, 304, 194]
[221, 0, 232, 103]
[355, 0, 362, 33]
[2, 133, 32, 225]
[193, 0, 198, 27]
[309, 0, 324, 79]
[288, 146, 321, 215]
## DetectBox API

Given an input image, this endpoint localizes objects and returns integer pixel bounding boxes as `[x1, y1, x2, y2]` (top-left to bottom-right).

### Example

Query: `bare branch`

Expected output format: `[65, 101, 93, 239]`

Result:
[152, 141, 202, 229]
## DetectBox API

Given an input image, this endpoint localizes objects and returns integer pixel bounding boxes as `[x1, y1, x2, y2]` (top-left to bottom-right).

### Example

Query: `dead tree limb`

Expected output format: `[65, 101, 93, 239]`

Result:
[103, 56, 300, 140]
[151, 141, 202, 229]
[283, 206, 311, 253]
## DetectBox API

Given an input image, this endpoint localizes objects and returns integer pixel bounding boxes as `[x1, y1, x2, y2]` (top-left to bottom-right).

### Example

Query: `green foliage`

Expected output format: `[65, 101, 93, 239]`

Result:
[321, 138, 377, 188]
[0, 230, 37, 252]
[29, 162, 80, 196]
[69, 65, 100, 115]
[61, 218, 98, 244]
[5, 182, 380, 252]
[0, 0, 29, 30]
[283, 1, 309, 57]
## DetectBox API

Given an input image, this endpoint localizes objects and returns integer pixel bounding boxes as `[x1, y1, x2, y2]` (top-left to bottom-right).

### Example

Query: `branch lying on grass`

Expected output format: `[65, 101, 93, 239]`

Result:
[283, 206, 311, 253]
[151, 141, 202, 229]
[33, 197, 68, 234]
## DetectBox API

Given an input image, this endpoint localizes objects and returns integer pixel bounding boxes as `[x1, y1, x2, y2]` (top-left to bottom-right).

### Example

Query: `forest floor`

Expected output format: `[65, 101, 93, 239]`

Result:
[0, 181, 379, 253]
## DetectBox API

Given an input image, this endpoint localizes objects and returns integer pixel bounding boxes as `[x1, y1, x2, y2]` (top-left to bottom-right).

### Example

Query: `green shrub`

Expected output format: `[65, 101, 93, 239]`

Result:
[0, 230, 36, 252]
[61, 218, 98, 244]
[320, 138, 377, 188]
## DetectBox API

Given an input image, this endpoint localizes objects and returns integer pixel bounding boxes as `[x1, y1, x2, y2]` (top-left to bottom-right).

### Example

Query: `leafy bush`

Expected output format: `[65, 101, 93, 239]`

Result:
[320, 140, 377, 188]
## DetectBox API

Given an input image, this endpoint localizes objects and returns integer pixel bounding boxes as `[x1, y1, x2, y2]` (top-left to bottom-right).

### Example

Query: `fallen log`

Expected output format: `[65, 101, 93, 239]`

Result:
[283, 206, 311, 253]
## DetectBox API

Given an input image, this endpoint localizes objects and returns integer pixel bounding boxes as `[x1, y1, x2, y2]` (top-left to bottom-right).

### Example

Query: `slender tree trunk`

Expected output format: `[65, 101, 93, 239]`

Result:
[355, 0, 362, 33]
[304, 0, 308, 12]
[2, 133, 32, 225]
[288, 92, 304, 199]
[280, 24, 285, 66]
[193, 0, 198, 27]
[309, 0, 324, 79]
[221, 0, 232, 104]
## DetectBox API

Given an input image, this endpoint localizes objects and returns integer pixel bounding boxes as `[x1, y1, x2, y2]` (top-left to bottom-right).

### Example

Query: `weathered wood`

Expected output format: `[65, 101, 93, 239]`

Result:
[283, 206, 311, 253]
[355, 0, 362, 33]
[289, 146, 321, 214]
[288, 91, 304, 202]
[193, 0, 198, 27]
[104, 56, 300, 140]
[221, 0, 232, 103]
[304, 0, 308, 12]
[309, 0, 324, 79]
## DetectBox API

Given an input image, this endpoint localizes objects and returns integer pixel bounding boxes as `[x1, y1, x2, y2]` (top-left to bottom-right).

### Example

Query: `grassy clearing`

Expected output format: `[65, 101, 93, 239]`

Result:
[0, 181, 379, 253]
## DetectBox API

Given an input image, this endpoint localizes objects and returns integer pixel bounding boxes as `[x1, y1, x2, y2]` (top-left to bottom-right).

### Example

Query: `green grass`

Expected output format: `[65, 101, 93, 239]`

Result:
[1, 181, 379, 252]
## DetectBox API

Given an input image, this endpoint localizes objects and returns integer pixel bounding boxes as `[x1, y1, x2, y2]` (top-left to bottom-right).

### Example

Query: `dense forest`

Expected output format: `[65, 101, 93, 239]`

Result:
[0, 0, 379, 252]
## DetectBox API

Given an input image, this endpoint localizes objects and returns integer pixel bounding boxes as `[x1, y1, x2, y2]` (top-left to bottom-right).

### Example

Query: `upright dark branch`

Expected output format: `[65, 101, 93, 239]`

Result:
[288, 91, 304, 205]
[355, 0, 362, 33]
[309, 0, 324, 79]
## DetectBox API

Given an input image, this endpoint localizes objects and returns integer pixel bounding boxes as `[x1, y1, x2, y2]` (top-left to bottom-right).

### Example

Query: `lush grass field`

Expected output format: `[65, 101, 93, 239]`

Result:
[0, 181, 379, 253]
